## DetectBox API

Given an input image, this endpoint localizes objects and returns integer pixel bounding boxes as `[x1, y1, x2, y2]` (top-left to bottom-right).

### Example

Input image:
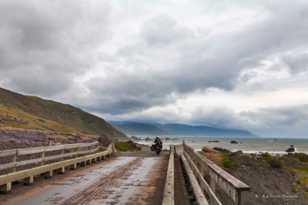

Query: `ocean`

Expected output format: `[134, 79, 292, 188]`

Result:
[135, 136, 308, 154]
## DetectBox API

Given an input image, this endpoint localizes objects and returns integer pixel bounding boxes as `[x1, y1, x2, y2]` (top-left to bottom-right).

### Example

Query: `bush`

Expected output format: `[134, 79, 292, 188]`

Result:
[268, 158, 283, 169]
[261, 153, 272, 162]
[222, 155, 236, 169]
[261, 153, 283, 169]
[293, 153, 308, 163]
[115, 141, 140, 152]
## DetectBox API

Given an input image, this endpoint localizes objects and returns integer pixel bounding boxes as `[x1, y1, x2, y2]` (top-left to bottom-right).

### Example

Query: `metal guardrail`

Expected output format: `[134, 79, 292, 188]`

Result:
[0, 142, 99, 172]
[0, 142, 115, 192]
[182, 142, 250, 205]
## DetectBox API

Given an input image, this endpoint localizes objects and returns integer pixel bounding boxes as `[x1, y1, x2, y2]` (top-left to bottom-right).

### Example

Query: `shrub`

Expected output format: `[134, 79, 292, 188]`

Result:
[261, 153, 272, 162]
[293, 153, 308, 163]
[115, 141, 140, 152]
[268, 158, 283, 169]
[222, 155, 236, 169]
[261, 153, 283, 169]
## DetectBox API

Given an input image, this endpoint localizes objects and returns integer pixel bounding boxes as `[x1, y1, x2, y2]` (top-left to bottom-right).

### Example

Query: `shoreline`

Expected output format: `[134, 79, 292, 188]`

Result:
[195, 148, 308, 155]
[133, 139, 308, 155]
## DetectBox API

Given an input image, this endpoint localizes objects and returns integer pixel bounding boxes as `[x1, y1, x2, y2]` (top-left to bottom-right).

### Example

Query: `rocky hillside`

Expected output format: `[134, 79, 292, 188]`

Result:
[202, 148, 308, 205]
[0, 87, 127, 147]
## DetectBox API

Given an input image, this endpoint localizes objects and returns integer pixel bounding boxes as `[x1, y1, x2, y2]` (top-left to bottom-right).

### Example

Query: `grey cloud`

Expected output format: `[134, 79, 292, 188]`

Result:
[82, 1, 308, 115]
[1, 0, 308, 137]
[0, 0, 111, 97]
[141, 15, 192, 46]
[190, 107, 240, 129]
[239, 105, 308, 137]
[186, 105, 308, 137]
[282, 52, 308, 74]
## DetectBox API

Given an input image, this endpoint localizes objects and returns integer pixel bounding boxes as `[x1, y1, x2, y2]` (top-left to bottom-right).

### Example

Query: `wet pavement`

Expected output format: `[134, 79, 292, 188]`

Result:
[0, 156, 168, 205]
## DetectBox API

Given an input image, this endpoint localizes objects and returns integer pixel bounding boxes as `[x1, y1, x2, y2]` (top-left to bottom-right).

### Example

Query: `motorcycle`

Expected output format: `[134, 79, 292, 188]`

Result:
[151, 142, 162, 155]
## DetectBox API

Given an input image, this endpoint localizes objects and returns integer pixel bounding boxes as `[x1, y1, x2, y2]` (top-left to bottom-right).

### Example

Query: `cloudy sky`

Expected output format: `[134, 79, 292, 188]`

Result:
[1, 0, 308, 137]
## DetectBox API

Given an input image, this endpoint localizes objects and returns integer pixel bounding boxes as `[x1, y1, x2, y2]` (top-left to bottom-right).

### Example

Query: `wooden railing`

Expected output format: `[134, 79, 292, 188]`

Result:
[0, 142, 116, 192]
[162, 146, 175, 205]
[0, 142, 99, 172]
[180, 142, 250, 205]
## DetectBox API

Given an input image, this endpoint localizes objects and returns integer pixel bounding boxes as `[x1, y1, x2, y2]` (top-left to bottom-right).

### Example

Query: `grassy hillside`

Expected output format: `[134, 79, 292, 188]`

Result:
[0, 87, 127, 142]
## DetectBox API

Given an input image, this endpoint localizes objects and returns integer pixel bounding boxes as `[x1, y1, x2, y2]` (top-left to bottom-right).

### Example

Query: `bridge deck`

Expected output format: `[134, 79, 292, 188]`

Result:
[0, 156, 168, 205]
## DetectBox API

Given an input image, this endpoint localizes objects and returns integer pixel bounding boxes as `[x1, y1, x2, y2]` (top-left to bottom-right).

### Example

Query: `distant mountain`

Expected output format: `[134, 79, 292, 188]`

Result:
[110, 121, 256, 138]
[110, 121, 165, 135]
[0, 87, 127, 142]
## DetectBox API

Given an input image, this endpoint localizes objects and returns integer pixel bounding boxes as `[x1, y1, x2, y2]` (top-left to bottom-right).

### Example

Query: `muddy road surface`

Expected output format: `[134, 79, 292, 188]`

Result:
[0, 155, 168, 205]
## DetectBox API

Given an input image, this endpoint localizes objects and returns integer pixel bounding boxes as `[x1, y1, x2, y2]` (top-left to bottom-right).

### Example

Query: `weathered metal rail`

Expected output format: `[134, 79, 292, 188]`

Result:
[0, 142, 116, 192]
[176, 142, 250, 205]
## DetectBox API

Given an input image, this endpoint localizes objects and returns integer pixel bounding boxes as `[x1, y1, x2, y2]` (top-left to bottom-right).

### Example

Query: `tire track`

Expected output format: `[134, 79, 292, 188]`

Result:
[62, 156, 168, 205]
[61, 157, 142, 205]
[1, 157, 137, 205]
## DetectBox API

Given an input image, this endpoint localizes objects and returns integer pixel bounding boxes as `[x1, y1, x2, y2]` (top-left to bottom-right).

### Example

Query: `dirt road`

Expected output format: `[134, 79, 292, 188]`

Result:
[0, 155, 168, 205]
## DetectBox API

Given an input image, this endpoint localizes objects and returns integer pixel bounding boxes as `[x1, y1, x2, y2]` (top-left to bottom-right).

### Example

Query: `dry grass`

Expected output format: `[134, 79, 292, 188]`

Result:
[0, 87, 127, 141]
[200, 148, 224, 166]
[293, 167, 308, 195]
[0, 105, 78, 133]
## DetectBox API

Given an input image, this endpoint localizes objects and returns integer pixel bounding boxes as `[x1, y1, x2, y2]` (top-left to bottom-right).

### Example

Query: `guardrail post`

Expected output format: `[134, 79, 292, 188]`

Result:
[48, 170, 53, 178]
[61, 148, 65, 160]
[41, 149, 45, 166]
[72, 163, 77, 170]
[112, 143, 117, 154]
[25, 176, 34, 185]
[0, 182, 12, 193]
[236, 190, 242, 205]
[60, 166, 65, 174]
[12, 150, 17, 172]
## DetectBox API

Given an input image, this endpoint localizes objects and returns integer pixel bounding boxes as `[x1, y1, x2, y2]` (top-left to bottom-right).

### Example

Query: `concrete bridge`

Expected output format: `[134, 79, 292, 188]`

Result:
[0, 141, 250, 205]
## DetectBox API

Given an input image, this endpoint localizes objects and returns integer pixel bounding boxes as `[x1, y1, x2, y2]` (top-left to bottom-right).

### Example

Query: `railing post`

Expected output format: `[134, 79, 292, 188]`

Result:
[12, 149, 17, 172]
[112, 143, 117, 154]
[76, 144, 80, 157]
[0, 182, 12, 193]
[236, 190, 242, 205]
[61, 147, 65, 160]
[41, 149, 45, 166]
[48, 170, 53, 178]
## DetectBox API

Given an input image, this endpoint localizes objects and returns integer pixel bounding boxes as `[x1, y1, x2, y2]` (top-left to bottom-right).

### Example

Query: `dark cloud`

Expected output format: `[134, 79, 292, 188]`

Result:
[185, 105, 308, 137]
[0, 0, 111, 97]
[0, 1, 308, 136]
[239, 105, 308, 137]
[282, 52, 308, 74]
[80, 1, 308, 115]
[142, 15, 192, 46]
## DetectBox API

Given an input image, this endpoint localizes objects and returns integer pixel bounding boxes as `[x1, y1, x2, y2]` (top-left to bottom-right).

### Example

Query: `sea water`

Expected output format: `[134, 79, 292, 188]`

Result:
[135, 136, 308, 154]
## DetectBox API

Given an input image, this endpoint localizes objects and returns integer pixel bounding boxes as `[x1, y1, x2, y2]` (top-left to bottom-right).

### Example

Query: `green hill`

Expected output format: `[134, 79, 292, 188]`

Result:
[0, 87, 127, 143]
